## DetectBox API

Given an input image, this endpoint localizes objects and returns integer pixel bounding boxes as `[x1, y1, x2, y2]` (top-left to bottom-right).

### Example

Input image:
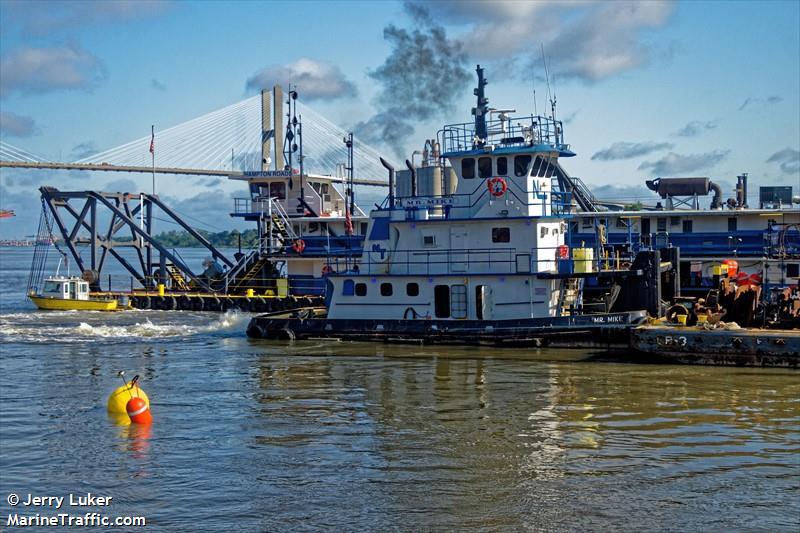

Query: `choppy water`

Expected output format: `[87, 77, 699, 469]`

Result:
[1, 247, 799, 531]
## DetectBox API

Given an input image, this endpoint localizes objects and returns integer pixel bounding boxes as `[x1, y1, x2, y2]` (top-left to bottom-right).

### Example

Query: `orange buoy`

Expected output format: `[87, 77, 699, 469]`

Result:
[126, 397, 153, 425]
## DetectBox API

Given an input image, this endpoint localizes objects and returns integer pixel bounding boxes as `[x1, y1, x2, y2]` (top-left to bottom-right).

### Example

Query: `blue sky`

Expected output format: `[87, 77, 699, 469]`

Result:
[1, 0, 798, 238]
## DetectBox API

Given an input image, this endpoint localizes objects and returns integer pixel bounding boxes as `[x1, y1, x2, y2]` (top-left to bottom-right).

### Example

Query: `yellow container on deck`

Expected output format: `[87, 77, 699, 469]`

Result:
[676, 314, 687, 326]
[157, 284, 165, 296]
[245, 288, 255, 298]
[277, 279, 288, 298]
[573, 248, 595, 273]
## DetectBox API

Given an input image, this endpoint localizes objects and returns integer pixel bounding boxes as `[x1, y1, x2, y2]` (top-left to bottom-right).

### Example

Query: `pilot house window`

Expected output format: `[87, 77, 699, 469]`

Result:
[478, 157, 493, 179]
[514, 155, 532, 177]
[461, 158, 475, 179]
[496, 157, 508, 175]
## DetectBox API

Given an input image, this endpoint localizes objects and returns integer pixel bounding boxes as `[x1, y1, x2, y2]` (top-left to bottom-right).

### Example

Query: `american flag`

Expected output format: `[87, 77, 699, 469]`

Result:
[149, 125, 154, 154]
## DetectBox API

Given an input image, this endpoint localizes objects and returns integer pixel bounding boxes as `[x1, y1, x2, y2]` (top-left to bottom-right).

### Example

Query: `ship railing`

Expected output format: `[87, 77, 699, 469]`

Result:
[387, 181, 574, 217]
[438, 114, 569, 154]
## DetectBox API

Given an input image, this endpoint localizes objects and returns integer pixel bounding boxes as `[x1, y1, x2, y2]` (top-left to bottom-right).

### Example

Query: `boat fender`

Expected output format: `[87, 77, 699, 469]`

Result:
[246, 324, 265, 338]
[292, 239, 306, 253]
[487, 177, 508, 197]
[278, 328, 296, 341]
[191, 297, 205, 311]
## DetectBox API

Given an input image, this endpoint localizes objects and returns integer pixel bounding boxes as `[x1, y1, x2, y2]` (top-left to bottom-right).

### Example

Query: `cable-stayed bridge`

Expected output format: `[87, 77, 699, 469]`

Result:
[0, 91, 392, 186]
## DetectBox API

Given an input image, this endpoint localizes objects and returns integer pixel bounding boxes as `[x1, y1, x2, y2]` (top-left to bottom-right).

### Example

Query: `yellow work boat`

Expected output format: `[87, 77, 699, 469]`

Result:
[28, 276, 119, 311]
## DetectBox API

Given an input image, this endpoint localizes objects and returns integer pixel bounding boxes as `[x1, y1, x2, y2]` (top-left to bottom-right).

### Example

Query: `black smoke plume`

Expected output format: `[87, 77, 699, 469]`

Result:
[355, 3, 471, 158]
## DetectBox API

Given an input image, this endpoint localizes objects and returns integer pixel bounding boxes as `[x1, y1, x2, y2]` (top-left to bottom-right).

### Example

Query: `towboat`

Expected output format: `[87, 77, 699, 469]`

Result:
[29, 276, 120, 311]
[246, 66, 678, 347]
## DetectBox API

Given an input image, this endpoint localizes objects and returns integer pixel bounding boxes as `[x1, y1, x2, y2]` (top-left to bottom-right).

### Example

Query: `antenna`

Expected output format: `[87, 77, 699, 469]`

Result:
[531, 64, 538, 116]
[541, 44, 559, 144]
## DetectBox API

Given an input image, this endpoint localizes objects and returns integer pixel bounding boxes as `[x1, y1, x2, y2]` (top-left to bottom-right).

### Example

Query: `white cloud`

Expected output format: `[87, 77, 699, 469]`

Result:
[766, 148, 800, 175]
[0, 111, 37, 137]
[592, 141, 673, 161]
[638, 150, 730, 175]
[420, 0, 675, 82]
[246, 58, 357, 101]
[0, 44, 106, 97]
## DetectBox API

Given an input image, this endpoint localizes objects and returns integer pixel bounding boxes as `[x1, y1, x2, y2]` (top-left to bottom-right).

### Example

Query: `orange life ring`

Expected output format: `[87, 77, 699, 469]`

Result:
[292, 239, 306, 253]
[487, 177, 507, 197]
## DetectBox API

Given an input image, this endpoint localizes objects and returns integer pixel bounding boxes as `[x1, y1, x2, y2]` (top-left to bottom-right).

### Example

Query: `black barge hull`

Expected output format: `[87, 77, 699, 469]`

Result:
[631, 326, 800, 367]
[246, 311, 648, 348]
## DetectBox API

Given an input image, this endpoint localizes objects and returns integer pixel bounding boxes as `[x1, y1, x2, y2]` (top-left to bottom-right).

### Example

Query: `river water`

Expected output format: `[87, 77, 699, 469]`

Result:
[1, 247, 798, 531]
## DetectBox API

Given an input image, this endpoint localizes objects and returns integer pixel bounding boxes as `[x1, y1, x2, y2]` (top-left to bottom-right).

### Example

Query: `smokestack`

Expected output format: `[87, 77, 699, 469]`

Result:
[260, 90, 272, 171]
[736, 173, 748, 208]
[405, 159, 417, 197]
[272, 85, 284, 171]
[380, 157, 395, 206]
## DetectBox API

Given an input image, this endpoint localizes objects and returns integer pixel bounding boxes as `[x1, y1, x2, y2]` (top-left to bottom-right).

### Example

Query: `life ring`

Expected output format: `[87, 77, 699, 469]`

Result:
[487, 177, 507, 197]
[292, 239, 306, 253]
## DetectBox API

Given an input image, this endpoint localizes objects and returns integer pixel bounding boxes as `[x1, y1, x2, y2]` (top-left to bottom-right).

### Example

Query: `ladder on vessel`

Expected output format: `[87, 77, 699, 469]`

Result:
[266, 199, 299, 252]
[167, 263, 189, 290]
[558, 277, 584, 316]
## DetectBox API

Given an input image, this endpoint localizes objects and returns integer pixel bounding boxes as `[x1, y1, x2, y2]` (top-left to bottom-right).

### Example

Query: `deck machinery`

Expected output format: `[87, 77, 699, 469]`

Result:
[29, 86, 374, 312]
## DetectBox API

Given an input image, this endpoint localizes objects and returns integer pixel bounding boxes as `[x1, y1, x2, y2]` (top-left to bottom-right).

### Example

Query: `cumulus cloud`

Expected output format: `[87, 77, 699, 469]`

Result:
[591, 141, 673, 161]
[0, 111, 37, 137]
[104, 178, 139, 192]
[70, 141, 98, 160]
[246, 58, 357, 101]
[355, 3, 470, 157]
[2, 0, 171, 36]
[766, 148, 800, 175]
[674, 119, 719, 137]
[738, 95, 782, 111]
[164, 190, 243, 231]
[638, 150, 730, 175]
[0, 44, 106, 97]
[420, 0, 675, 82]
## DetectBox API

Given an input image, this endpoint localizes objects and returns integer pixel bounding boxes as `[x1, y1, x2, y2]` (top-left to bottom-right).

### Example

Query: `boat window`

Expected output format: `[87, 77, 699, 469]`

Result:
[476, 286, 485, 320]
[492, 227, 510, 243]
[478, 157, 493, 179]
[787, 263, 799, 278]
[434, 285, 450, 318]
[343, 279, 355, 296]
[496, 157, 508, 176]
[380, 283, 393, 296]
[461, 158, 475, 179]
[728, 217, 737, 232]
[641, 218, 651, 234]
[682, 220, 693, 233]
[450, 285, 467, 319]
[355, 283, 367, 296]
[406, 282, 419, 296]
[514, 155, 532, 177]
[80, 284, 89, 293]
[657, 217, 667, 232]
[43, 281, 61, 293]
[616, 217, 629, 229]
[581, 218, 593, 229]
[270, 182, 286, 200]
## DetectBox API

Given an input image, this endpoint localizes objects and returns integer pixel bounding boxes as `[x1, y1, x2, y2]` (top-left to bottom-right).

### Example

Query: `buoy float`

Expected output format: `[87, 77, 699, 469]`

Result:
[107, 383, 150, 415]
[126, 396, 153, 425]
[108, 372, 152, 425]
